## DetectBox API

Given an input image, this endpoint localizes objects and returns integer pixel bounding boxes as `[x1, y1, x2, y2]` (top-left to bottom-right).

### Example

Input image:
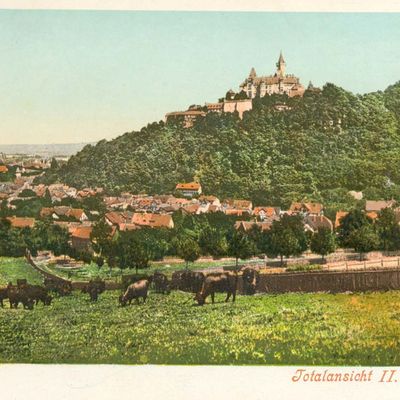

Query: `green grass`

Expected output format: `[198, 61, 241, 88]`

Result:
[1, 288, 400, 365]
[286, 264, 323, 272]
[2, 257, 400, 365]
[0, 258, 43, 285]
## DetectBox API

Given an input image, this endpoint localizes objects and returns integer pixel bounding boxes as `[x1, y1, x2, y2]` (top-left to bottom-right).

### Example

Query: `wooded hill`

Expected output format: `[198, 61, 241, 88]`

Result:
[44, 81, 400, 210]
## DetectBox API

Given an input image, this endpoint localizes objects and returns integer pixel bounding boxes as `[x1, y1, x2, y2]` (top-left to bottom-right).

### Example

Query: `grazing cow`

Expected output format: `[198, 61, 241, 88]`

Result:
[121, 274, 153, 290]
[152, 272, 170, 294]
[119, 279, 149, 306]
[0, 283, 12, 307]
[241, 267, 260, 295]
[24, 285, 53, 306]
[8, 285, 34, 310]
[171, 271, 205, 293]
[82, 279, 105, 302]
[195, 272, 238, 306]
[44, 278, 72, 296]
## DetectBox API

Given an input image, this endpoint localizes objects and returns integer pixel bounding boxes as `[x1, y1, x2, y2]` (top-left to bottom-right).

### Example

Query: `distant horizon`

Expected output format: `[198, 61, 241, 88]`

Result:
[0, 11, 399, 145]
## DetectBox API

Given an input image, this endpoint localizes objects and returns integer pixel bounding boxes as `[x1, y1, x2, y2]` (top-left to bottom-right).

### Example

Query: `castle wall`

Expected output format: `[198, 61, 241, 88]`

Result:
[223, 99, 252, 119]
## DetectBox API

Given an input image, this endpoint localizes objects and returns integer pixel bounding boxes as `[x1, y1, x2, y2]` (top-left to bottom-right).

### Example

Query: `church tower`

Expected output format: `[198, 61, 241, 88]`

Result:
[276, 51, 286, 77]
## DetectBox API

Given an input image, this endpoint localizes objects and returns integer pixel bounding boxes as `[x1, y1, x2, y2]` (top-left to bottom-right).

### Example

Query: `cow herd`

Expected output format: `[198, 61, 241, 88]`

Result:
[0, 279, 53, 310]
[0, 267, 260, 310]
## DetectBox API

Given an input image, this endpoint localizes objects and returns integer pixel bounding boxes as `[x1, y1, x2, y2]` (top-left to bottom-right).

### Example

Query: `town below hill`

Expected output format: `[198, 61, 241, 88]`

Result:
[1, 164, 400, 274]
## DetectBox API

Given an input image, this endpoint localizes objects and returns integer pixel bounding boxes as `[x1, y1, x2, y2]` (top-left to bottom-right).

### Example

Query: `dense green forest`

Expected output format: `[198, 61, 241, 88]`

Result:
[42, 81, 400, 209]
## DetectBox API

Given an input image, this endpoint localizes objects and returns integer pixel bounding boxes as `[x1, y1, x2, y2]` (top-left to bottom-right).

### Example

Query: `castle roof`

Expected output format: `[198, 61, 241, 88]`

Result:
[249, 67, 257, 78]
[277, 51, 285, 65]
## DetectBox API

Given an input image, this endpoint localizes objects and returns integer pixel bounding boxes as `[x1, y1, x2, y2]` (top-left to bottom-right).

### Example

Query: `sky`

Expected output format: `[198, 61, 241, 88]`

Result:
[0, 11, 399, 145]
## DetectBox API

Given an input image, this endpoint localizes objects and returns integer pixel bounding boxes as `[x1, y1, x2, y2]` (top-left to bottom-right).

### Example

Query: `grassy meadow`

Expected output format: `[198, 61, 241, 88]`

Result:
[1, 257, 400, 365]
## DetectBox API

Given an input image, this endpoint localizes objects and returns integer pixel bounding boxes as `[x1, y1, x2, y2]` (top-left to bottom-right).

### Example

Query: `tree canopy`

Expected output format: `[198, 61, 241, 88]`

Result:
[39, 81, 400, 209]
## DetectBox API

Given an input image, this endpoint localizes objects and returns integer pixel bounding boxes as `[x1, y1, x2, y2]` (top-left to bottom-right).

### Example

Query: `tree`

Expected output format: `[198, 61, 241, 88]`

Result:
[266, 228, 302, 266]
[278, 214, 308, 253]
[0, 218, 27, 257]
[46, 225, 71, 257]
[310, 228, 336, 261]
[117, 232, 154, 274]
[90, 218, 113, 256]
[19, 189, 37, 198]
[50, 157, 59, 170]
[227, 231, 254, 267]
[199, 226, 228, 259]
[376, 207, 400, 251]
[337, 209, 373, 247]
[0, 200, 10, 218]
[43, 188, 52, 206]
[176, 236, 201, 269]
[262, 215, 309, 265]
[348, 224, 380, 261]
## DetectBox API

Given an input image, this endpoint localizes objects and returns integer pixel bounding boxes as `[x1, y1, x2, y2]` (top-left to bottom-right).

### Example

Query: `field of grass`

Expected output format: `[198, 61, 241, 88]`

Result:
[0, 258, 43, 285]
[1, 257, 400, 365]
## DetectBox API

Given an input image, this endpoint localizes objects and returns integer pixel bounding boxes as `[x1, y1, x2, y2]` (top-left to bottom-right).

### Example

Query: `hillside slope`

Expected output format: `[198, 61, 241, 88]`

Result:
[44, 82, 400, 208]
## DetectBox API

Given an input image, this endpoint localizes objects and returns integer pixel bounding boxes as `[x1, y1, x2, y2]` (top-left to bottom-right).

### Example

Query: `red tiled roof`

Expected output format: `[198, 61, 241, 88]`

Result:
[289, 202, 323, 214]
[182, 204, 200, 214]
[225, 209, 247, 216]
[7, 216, 36, 228]
[118, 223, 140, 232]
[68, 208, 85, 220]
[0, 165, 9, 173]
[233, 200, 252, 209]
[105, 211, 125, 226]
[175, 182, 201, 191]
[234, 221, 272, 232]
[366, 211, 379, 220]
[305, 215, 333, 232]
[40, 207, 54, 217]
[71, 226, 92, 240]
[253, 207, 279, 217]
[365, 200, 395, 212]
[131, 213, 174, 228]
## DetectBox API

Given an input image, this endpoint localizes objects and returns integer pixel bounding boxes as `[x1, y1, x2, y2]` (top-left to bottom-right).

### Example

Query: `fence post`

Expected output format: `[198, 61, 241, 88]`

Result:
[364, 260, 366, 270]
[346, 261, 348, 271]
[398, 257, 400, 270]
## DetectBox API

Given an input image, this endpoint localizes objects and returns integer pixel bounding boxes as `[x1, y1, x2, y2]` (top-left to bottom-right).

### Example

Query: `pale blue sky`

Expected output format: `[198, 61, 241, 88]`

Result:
[0, 11, 399, 144]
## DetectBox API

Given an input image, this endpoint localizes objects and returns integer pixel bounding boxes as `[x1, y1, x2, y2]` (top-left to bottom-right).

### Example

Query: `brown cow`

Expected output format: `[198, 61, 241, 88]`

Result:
[44, 278, 72, 296]
[152, 272, 170, 294]
[82, 279, 105, 302]
[8, 285, 34, 310]
[24, 285, 53, 306]
[121, 274, 153, 290]
[171, 270, 205, 293]
[242, 267, 260, 295]
[0, 282, 12, 307]
[195, 272, 238, 306]
[119, 279, 149, 306]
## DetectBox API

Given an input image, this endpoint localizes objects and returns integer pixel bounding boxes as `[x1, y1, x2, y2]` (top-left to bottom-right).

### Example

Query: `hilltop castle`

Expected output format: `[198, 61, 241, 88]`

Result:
[165, 52, 305, 127]
[240, 52, 305, 98]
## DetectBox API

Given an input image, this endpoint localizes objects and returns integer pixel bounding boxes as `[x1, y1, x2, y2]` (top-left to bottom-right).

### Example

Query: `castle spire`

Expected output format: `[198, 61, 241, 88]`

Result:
[276, 51, 286, 77]
[249, 67, 257, 78]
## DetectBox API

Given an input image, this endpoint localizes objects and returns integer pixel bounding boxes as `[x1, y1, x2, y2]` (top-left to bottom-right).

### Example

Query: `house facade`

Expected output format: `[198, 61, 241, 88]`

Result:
[175, 182, 202, 197]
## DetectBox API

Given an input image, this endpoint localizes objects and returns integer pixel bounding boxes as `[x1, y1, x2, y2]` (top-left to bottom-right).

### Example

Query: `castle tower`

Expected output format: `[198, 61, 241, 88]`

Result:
[276, 51, 286, 77]
[249, 67, 257, 79]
